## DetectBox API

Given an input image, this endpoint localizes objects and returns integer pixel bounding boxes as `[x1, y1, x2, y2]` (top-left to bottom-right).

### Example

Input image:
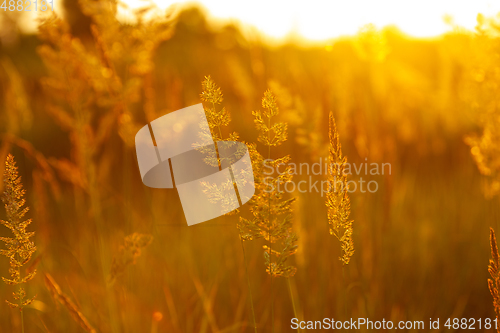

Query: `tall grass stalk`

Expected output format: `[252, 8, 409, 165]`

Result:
[342, 266, 347, 319]
[326, 114, 353, 323]
[266, 113, 275, 332]
[287, 278, 300, 332]
[239, 89, 298, 331]
[240, 240, 258, 333]
[0, 154, 37, 333]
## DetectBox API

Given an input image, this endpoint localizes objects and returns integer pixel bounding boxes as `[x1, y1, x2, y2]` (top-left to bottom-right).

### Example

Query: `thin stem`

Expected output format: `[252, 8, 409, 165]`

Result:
[342, 266, 347, 319]
[267, 115, 274, 333]
[241, 239, 258, 333]
[287, 278, 300, 332]
[213, 102, 223, 171]
[75, 104, 119, 333]
[21, 309, 24, 333]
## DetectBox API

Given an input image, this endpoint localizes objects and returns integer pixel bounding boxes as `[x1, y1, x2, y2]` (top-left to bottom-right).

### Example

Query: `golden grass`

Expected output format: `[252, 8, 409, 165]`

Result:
[326, 114, 354, 265]
[488, 228, 500, 333]
[0, 155, 37, 303]
[1, 1, 500, 332]
[0, 154, 37, 332]
[238, 91, 298, 277]
[44, 273, 96, 333]
[108, 233, 153, 286]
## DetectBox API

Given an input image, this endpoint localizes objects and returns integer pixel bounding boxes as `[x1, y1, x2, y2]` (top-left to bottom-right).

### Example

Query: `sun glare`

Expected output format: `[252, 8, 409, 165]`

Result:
[119, 0, 500, 40]
[11, 0, 500, 39]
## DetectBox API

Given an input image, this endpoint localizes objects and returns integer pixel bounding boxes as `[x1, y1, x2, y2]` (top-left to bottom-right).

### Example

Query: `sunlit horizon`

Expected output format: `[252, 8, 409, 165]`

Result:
[118, 0, 500, 40]
[8, 0, 500, 41]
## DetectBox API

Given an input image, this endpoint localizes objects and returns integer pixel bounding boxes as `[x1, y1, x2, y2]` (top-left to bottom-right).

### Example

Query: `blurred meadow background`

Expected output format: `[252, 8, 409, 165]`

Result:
[1, 0, 500, 332]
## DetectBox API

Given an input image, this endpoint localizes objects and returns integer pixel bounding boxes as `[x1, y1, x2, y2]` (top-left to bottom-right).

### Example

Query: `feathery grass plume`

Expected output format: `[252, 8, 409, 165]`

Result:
[45, 273, 96, 333]
[326, 114, 354, 265]
[37, 3, 174, 191]
[199, 75, 241, 168]
[37, 1, 174, 204]
[488, 228, 500, 333]
[200, 75, 231, 139]
[0, 154, 37, 316]
[238, 89, 298, 278]
[198, 75, 229, 169]
[108, 233, 153, 285]
[239, 90, 298, 332]
[199, 76, 258, 332]
[199, 76, 245, 214]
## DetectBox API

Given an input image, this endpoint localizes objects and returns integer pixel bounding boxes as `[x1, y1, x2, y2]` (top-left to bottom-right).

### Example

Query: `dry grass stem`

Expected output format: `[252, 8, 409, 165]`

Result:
[44, 273, 96, 333]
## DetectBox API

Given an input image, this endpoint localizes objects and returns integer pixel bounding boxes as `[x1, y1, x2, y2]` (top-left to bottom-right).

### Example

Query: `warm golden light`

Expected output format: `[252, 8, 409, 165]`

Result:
[122, 0, 500, 39]
[3, 0, 500, 330]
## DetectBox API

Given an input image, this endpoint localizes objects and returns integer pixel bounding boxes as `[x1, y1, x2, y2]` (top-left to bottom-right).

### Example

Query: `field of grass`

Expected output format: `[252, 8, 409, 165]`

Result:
[1, 2, 500, 332]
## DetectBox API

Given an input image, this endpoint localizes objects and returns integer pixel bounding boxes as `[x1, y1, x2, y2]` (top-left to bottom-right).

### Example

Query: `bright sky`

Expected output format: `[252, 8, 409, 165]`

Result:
[120, 0, 500, 40]
[11, 0, 500, 40]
